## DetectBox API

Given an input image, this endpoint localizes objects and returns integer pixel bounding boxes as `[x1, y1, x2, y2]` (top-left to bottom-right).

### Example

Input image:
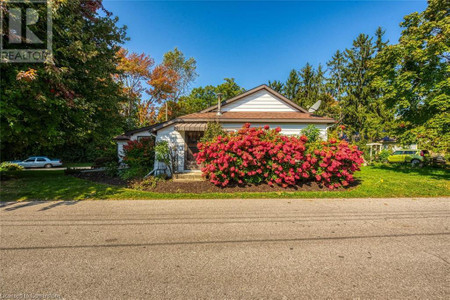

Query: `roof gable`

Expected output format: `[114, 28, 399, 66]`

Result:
[201, 85, 308, 113]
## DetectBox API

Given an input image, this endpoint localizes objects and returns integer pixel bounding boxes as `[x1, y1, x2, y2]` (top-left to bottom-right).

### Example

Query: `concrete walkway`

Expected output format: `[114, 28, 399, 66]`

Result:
[1, 198, 449, 299]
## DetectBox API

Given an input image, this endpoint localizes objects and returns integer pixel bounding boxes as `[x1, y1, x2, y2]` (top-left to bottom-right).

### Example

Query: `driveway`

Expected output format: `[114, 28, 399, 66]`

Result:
[23, 166, 92, 171]
[1, 198, 449, 299]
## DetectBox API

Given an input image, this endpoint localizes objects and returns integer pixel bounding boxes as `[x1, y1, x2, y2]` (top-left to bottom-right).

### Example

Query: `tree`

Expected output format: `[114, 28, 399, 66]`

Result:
[314, 93, 341, 120]
[371, 0, 449, 152]
[115, 48, 154, 128]
[267, 80, 284, 93]
[0, 0, 127, 161]
[374, 26, 389, 52]
[283, 69, 301, 102]
[336, 32, 394, 143]
[162, 47, 198, 100]
[326, 50, 346, 101]
[201, 122, 226, 143]
[300, 124, 321, 143]
[298, 63, 316, 108]
[155, 48, 198, 121]
[114, 48, 199, 125]
[149, 64, 180, 122]
[340, 34, 376, 140]
[176, 78, 245, 117]
[268, 64, 339, 119]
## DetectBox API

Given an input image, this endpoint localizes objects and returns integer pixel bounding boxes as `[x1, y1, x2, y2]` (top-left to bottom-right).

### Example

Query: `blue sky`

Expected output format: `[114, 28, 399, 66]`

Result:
[104, 0, 427, 90]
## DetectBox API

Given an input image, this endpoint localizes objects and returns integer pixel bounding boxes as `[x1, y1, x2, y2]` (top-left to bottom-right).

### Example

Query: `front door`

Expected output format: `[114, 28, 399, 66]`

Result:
[184, 131, 204, 170]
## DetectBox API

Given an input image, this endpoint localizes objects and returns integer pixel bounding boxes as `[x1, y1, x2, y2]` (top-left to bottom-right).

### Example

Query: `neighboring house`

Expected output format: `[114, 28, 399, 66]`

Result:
[366, 137, 419, 161]
[378, 137, 417, 151]
[115, 84, 335, 174]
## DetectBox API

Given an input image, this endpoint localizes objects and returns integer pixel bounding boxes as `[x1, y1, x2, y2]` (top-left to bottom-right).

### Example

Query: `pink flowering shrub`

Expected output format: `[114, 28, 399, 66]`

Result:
[195, 123, 363, 189]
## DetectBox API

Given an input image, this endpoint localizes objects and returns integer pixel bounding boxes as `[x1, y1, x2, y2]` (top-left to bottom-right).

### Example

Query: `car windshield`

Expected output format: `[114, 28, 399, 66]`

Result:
[393, 151, 403, 155]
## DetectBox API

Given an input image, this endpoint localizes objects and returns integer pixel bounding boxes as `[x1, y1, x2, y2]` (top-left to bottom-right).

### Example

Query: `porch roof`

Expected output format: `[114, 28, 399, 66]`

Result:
[174, 122, 207, 132]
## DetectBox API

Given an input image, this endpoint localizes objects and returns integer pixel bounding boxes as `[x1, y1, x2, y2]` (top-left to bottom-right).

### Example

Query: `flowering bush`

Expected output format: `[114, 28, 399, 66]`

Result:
[195, 123, 363, 189]
[123, 138, 155, 169]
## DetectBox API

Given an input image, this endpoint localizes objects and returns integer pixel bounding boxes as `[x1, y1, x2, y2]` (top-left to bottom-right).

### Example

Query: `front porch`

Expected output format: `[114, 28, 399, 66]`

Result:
[174, 123, 206, 173]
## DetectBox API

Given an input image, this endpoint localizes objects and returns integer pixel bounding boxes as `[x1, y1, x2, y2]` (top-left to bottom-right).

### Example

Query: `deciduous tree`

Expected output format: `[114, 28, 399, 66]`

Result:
[175, 78, 244, 117]
[115, 48, 154, 127]
[0, 0, 127, 161]
[371, 0, 449, 152]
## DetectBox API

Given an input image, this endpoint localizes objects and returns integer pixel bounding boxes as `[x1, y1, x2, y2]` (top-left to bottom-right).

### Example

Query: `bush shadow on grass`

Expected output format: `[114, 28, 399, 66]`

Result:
[370, 164, 450, 181]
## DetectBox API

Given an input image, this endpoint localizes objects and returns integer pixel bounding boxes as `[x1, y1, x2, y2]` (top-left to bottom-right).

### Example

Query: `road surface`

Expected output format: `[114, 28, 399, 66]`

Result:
[1, 198, 449, 299]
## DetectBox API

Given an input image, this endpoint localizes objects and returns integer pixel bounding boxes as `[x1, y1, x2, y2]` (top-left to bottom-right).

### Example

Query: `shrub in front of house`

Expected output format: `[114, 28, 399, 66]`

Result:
[195, 123, 363, 189]
[121, 138, 155, 179]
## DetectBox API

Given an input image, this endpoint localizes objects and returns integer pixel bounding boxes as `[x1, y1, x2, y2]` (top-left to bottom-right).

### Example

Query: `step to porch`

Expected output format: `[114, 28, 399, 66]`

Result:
[173, 172, 204, 182]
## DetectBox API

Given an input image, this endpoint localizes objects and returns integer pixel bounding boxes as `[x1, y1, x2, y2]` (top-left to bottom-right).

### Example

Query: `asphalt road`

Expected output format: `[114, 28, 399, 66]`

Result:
[1, 198, 449, 299]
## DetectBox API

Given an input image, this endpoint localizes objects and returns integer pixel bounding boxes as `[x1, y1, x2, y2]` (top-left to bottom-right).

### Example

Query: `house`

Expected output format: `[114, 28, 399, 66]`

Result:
[115, 84, 335, 174]
[377, 137, 418, 151]
[366, 137, 418, 161]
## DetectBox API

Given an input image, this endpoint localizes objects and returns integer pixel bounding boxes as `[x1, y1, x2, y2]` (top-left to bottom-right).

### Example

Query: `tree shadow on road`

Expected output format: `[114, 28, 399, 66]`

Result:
[1, 201, 80, 212]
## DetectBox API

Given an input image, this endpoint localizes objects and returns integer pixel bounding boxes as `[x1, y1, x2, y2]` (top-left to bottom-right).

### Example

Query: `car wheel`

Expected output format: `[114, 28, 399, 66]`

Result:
[411, 159, 422, 167]
[44, 164, 52, 168]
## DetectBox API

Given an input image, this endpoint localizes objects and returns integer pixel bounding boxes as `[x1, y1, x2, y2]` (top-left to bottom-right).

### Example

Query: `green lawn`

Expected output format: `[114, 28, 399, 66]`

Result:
[0, 166, 449, 201]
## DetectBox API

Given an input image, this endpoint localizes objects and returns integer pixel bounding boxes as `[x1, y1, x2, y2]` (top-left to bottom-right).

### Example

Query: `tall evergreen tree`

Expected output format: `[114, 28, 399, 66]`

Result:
[283, 69, 301, 102]
[341, 34, 376, 141]
[267, 80, 284, 93]
[374, 27, 389, 52]
[326, 50, 347, 101]
[338, 31, 394, 143]
[298, 63, 316, 108]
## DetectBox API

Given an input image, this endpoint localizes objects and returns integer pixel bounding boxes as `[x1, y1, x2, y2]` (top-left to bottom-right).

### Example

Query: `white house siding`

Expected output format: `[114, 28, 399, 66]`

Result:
[154, 124, 185, 173]
[222, 90, 297, 112]
[221, 123, 329, 139]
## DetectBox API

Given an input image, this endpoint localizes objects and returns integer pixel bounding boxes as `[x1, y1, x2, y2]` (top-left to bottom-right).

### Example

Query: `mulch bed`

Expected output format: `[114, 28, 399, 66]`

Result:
[71, 171, 357, 194]
[148, 180, 329, 193]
